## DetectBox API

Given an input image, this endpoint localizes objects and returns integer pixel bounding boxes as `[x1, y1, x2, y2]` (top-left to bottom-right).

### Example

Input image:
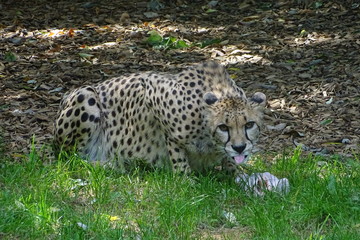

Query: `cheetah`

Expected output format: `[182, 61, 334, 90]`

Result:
[53, 61, 266, 174]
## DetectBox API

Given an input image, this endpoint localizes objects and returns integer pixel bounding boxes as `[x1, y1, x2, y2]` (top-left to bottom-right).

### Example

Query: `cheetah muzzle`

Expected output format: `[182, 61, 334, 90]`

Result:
[54, 61, 266, 174]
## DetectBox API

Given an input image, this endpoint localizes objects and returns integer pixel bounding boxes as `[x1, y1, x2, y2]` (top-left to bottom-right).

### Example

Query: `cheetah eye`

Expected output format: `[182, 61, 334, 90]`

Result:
[218, 124, 229, 132]
[245, 121, 255, 129]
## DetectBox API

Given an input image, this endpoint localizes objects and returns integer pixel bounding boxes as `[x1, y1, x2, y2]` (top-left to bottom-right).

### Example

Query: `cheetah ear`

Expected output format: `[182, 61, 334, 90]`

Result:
[249, 92, 266, 107]
[204, 92, 218, 105]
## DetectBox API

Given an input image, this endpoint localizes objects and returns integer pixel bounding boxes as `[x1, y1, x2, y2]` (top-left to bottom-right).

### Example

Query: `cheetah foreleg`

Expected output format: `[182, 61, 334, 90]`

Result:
[165, 139, 191, 174]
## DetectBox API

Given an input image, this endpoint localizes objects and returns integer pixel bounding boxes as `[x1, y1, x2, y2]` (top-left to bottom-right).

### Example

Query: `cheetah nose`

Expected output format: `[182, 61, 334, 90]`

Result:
[232, 144, 246, 154]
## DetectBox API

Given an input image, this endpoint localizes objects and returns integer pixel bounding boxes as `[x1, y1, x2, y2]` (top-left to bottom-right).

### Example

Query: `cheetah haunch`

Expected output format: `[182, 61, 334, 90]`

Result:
[54, 61, 266, 174]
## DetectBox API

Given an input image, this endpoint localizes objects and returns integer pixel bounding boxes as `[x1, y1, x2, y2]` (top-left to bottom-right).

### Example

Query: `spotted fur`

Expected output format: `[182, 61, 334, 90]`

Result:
[53, 61, 266, 173]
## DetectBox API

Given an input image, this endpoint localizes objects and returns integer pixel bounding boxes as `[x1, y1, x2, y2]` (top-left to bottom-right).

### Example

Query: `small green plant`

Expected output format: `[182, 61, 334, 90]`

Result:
[300, 29, 308, 37]
[146, 31, 223, 50]
[4, 52, 17, 62]
[146, 31, 189, 50]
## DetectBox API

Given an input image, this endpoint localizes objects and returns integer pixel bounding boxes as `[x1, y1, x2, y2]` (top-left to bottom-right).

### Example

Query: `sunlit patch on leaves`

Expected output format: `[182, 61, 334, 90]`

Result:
[38, 28, 82, 39]
[68, 28, 75, 37]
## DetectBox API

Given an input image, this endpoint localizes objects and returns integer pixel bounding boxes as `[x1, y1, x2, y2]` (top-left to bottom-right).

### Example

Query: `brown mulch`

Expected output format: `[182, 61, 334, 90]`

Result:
[0, 0, 359, 159]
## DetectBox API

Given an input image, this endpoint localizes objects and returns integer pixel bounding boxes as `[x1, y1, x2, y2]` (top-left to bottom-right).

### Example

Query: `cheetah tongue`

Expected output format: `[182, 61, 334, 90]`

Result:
[234, 155, 246, 165]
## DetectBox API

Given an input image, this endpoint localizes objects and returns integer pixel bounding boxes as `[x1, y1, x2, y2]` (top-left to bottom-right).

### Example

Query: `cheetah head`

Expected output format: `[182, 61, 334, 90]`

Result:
[204, 91, 266, 165]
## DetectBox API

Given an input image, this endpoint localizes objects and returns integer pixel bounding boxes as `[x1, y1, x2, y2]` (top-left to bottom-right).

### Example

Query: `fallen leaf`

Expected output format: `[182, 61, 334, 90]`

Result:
[68, 28, 75, 37]
[320, 119, 333, 126]
[267, 123, 287, 131]
[78, 53, 94, 59]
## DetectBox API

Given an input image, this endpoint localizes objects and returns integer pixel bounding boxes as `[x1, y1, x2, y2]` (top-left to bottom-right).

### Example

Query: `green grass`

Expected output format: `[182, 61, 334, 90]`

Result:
[1, 145, 359, 239]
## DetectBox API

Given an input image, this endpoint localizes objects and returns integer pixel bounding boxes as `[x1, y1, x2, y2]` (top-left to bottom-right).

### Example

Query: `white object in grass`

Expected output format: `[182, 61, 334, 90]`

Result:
[222, 210, 237, 224]
[77, 222, 88, 230]
[235, 172, 290, 197]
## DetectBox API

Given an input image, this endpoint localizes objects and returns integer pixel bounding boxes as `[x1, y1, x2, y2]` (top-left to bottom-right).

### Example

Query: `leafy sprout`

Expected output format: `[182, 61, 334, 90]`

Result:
[146, 31, 223, 50]
[146, 31, 189, 50]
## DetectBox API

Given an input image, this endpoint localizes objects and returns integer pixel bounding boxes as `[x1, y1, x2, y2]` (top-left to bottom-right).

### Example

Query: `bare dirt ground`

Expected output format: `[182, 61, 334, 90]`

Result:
[1, 0, 359, 159]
